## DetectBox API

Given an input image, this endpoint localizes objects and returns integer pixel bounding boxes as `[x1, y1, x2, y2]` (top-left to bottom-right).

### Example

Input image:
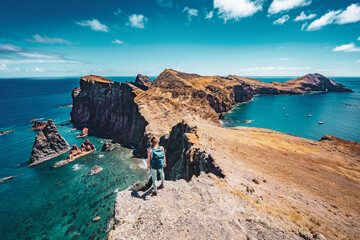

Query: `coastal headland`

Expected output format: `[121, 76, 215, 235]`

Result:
[70, 69, 359, 240]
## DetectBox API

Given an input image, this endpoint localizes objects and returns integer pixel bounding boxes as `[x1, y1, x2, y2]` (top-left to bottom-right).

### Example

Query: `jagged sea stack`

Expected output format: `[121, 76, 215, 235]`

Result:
[29, 119, 71, 166]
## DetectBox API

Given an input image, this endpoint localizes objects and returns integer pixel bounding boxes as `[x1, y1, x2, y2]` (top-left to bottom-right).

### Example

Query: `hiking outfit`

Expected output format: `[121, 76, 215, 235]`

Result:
[150, 146, 165, 192]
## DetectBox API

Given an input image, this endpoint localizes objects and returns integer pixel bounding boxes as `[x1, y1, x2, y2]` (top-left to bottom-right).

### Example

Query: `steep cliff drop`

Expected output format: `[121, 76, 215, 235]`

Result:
[29, 119, 71, 166]
[70, 70, 359, 240]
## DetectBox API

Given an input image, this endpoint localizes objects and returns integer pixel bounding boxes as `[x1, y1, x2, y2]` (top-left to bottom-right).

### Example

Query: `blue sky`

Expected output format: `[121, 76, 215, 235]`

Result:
[0, 0, 360, 77]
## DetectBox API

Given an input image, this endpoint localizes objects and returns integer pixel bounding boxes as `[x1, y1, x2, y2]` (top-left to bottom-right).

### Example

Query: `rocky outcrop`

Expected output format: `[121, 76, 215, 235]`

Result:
[109, 174, 303, 240]
[101, 142, 114, 151]
[29, 120, 71, 166]
[288, 73, 353, 92]
[71, 69, 353, 178]
[71, 69, 359, 240]
[0, 176, 14, 183]
[0, 130, 14, 136]
[131, 74, 151, 90]
[89, 165, 103, 175]
[161, 121, 224, 181]
[228, 73, 353, 95]
[70, 75, 148, 155]
[30, 121, 46, 130]
[53, 139, 95, 168]
[77, 127, 88, 138]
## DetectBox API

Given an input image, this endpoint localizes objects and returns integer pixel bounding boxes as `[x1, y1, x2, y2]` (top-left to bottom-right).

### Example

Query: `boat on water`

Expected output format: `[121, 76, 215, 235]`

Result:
[318, 121, 324, 124]
[283, 107, 285, 110]
[285, 114, 289, 117]
[307, 114, 312, 117]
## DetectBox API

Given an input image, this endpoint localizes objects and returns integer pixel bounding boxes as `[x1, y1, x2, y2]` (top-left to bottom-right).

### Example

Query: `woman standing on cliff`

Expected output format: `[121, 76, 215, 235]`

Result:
[147, 137, 166, 196]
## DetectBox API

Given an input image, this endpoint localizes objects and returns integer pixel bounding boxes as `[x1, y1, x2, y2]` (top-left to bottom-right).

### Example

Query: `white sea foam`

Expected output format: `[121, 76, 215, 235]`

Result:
[139, 159, 147, 169]
[72, 164, 82, 171]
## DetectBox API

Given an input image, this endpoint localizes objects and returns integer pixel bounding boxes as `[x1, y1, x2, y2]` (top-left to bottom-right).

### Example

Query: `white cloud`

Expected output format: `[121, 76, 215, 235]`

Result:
[294, 11, 316, 21]
[76, 19, 109, 32]
[358, 36, 360, 41]
[112, 39, 124, 44]
[301, 22, 307, 30]
[306, 10, 340, 31]
[332, 43, 360, 52]
[268, 0, 311, 15]
[114, 8, 122, 16]
[306, 3, 360, 31]
[206, 11, 214, 19]
[26, 67, 45, 72]
[157, 0, 173, 8]
[0, 43, 83, 64]
[183, 7, 198, 21]
[0, 43, 57, 59]
[280, 58, 288, 60]
[335, 3, 360, 24]
[127, 14, 148, 28]
[0, 59, 82, 64]
[26, 34, 72, 45]
[240, 65, 311, 71]
[0, 63, 20, 72]
[214, 0, 262, 22]
[273, 15, 290, 25]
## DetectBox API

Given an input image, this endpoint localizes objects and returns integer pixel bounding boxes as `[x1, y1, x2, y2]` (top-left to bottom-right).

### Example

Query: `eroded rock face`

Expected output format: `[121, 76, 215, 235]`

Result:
[29, 120, 71, 166]
[161, 121, 224, 181]
[71, 70, 353, 180]
[70, 76, 148, 154]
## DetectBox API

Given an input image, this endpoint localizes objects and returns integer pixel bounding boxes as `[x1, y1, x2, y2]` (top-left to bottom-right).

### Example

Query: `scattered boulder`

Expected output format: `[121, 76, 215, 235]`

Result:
[77, 127, 88, 138]
[0, 130, 14, 136]
[0, 176, 14, 183]
[29, 120, 71, 166]
[53, 139, 95, 168]
[92, 216, 101, 222]
[30, 121, 47, 130]
[90, 165, 103, 175]
[101, 142, 114, 151]
[58, 104, 73, 109]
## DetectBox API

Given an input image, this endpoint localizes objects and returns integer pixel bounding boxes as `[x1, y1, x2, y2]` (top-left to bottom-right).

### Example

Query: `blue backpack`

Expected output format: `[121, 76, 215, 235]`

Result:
[151, 146, 165, 169]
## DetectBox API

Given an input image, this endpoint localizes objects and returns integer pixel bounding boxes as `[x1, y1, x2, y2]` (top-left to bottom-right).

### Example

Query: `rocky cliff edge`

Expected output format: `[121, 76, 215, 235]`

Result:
[70, 70, 359, 240]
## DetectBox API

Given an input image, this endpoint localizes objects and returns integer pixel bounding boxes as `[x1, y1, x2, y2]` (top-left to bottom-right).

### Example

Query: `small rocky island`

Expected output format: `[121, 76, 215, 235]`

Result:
[53, 139, 95, 168]
[69, 70, 358, 240]
[29, 120, 71, 166]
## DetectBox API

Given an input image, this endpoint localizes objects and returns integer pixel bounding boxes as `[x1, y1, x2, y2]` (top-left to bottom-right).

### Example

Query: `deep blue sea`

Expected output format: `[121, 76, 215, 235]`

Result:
[0, 76, 359, 240]
[222, 77, 360, 143]
[0, 77, 148, 240]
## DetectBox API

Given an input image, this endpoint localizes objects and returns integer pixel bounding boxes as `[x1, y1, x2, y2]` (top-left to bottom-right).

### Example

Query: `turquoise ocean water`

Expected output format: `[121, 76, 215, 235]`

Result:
[222, 77, 360, 142]
[0, 77, 148, 240]
[0, 76, 359, 240]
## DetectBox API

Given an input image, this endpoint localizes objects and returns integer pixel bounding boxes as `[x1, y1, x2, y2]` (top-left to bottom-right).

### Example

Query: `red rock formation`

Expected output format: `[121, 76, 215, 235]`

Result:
[77, 127, 88, 138]
[30, 121, 47, 130]
[53, 139, 95, 168]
